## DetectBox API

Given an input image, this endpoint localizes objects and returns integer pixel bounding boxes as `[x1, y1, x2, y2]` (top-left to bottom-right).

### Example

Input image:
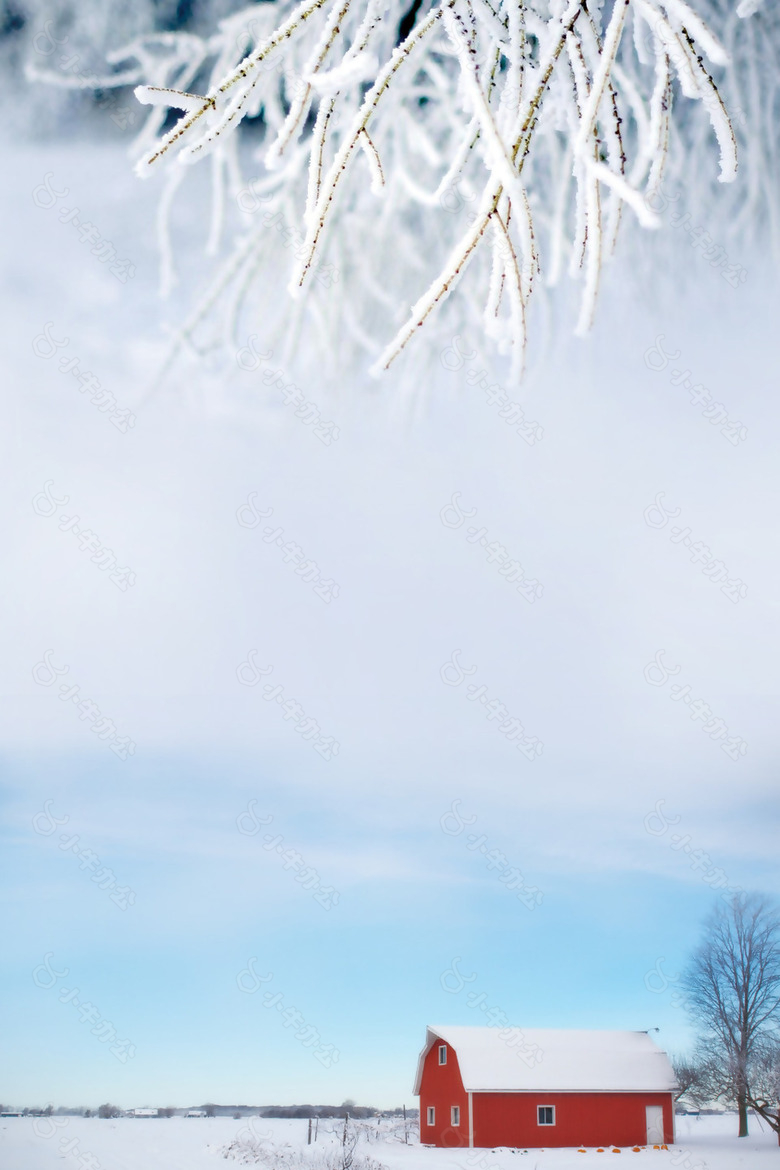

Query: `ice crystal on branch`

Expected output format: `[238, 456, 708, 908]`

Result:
[34, 1, 764, 376]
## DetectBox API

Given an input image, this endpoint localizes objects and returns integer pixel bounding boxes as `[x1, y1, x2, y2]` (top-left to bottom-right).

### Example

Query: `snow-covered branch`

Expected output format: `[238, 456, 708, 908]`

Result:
[31, 0, 772, 377]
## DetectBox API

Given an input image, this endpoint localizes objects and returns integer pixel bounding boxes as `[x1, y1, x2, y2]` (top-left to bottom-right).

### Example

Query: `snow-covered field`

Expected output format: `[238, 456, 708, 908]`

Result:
[1, 1116, 777, 1170]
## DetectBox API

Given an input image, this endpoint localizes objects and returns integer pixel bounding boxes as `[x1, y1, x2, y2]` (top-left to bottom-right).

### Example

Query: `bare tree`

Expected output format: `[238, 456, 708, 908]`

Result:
[97, 1103, 121, 1119]
[682, 893, 780, 1137]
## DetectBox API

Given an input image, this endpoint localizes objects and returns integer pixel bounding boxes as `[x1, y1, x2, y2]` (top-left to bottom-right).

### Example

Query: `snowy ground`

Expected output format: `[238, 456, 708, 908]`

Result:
[1, 1115, 777, 1170]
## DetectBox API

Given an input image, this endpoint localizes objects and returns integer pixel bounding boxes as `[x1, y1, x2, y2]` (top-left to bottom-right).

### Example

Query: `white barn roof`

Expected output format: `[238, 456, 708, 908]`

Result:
[414, 1026, 677, 1094]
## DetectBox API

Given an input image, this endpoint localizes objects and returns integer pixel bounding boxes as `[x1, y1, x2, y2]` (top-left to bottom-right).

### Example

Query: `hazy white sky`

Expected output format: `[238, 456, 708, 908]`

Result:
[1, 141, 778, 1109]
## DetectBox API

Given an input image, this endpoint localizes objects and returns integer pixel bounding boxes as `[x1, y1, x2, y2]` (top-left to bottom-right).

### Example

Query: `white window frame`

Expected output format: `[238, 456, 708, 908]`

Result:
[438, 1045, 447, 1065]
[427, 1107, 435, 1126]
[537, 1105, 555, 1126]
[451, 1106, 460, 1126]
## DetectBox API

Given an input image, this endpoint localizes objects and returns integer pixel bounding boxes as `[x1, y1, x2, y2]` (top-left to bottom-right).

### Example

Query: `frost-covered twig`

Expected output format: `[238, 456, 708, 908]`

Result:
[32, 0, 760, 380]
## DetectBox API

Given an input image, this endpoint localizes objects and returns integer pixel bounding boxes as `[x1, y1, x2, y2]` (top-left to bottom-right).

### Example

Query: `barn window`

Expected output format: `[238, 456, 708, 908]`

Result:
[451, 1106, 460, 1126]
[427, 1107, 435, 1126]
[438, 1045, 447, 1065]
[537, 1106, 555, 1126]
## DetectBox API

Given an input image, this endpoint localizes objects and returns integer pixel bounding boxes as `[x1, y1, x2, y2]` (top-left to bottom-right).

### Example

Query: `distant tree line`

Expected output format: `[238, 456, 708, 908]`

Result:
[5, 1101, 417, 1120]
[261, 1103, 378, 1120]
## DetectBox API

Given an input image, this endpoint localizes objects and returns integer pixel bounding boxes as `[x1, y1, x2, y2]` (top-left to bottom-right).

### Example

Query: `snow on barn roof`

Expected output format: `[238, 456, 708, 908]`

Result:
[414, 1026, 677, 1094]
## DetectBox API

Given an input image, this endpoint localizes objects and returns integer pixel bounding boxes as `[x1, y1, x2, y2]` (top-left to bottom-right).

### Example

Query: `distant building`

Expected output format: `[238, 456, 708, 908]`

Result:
[415, 1026, 677, 1149]
[130, 1108, 159, 1118]
[185, 1110, 207, 1118]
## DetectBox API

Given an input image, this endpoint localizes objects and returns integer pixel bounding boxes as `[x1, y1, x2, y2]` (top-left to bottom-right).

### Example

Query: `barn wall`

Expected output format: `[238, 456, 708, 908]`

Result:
[419, 1040, 470, 1147]
[472, 1091, 675, 1148]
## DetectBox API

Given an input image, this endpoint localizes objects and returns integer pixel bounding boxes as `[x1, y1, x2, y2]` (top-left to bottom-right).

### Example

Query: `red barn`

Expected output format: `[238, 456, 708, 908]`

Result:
[414, 1026, 677, 1150]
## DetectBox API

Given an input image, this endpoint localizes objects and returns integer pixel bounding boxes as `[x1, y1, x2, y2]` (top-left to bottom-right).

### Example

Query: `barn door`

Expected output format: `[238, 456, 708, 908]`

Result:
[645, 1105, 664, 1145]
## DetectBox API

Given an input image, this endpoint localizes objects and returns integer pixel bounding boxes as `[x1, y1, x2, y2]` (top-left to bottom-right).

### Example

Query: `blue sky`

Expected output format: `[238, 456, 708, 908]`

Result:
[1, 142, 779, 1111]
[2, 742, 778, 1108]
